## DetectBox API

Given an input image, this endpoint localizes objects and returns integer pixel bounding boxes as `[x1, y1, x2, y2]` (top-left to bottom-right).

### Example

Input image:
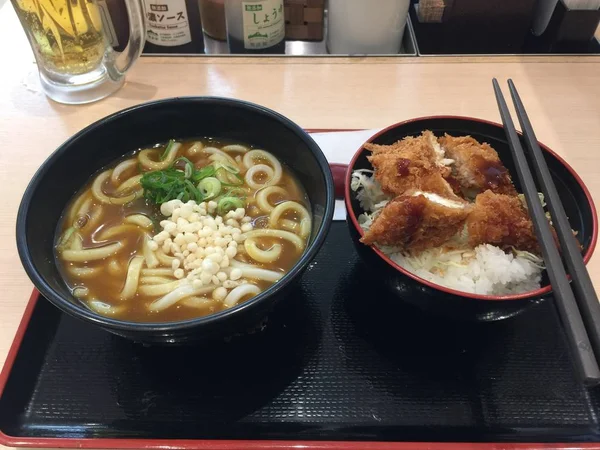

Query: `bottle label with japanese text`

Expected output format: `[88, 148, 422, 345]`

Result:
[241, 0, 284, 50]
[144, 0, 192, 46]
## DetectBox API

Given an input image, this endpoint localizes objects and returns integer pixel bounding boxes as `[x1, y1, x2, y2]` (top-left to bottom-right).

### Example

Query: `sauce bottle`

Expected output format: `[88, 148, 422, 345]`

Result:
[224, 0, 285, 54]
[143, 0, 205, 53]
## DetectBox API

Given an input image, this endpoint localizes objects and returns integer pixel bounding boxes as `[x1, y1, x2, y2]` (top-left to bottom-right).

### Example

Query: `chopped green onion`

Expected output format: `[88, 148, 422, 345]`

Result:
[215, 162, 240, 174]
[191, 165, 217, 183]
[184, 164, 192, 179]
[160, 140, 175, 161]
[56, 227, 76, 251]
[73, 286, 89, 298]
[141, 167, 205, 204]
[216, 167, 243, 186]
[198, 177, 222, 200]
[222, 187, 247, 198]
[217, 196, 244, 215]
[141, 156, 246, 205]
[171, 157, 195, 179]
[185, 180, 202, 200]
[174, 156, 194, 167]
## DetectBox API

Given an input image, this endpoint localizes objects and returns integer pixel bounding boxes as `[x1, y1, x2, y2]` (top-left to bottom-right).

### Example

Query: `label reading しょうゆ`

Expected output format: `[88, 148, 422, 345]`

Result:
[144, 0, 191, 46]
[242, 0, 284, 50]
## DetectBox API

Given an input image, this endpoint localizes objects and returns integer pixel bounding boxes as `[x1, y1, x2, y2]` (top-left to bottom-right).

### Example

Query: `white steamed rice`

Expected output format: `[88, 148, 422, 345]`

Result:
[351, 170, 544, 296]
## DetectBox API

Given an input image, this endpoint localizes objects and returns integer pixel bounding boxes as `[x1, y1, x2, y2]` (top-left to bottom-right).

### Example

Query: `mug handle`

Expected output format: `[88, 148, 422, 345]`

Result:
[329, 163, 348, 199]
[109, 0, 146, 77]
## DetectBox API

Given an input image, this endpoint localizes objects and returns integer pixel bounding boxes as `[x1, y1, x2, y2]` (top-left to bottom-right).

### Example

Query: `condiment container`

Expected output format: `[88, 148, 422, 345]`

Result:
[327, 0, 411, 54]
[225, 0, 286, 53]
[143, 0, 205, 53]
[199, 0, 227, 40]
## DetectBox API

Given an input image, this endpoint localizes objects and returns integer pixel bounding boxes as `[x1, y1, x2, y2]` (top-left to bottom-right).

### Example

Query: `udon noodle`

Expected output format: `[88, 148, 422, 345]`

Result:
[55, 139, 311, 322]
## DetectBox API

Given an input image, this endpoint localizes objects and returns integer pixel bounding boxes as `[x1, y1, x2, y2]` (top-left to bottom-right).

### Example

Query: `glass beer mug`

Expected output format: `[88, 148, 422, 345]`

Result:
[11, 0, 145, 104]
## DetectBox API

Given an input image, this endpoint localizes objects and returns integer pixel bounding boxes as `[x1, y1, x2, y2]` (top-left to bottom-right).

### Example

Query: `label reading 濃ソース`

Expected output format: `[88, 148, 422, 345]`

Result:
[144, 0, 191, 46]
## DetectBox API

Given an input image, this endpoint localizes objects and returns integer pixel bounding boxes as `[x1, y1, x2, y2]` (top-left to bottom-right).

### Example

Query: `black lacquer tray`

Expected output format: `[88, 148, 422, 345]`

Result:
[2, 222, 600, 449]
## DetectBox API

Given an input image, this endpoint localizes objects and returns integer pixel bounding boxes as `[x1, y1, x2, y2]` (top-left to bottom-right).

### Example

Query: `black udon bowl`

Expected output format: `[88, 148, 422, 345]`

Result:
[344, 116, 598, 322]
[16, 97, 335, 344]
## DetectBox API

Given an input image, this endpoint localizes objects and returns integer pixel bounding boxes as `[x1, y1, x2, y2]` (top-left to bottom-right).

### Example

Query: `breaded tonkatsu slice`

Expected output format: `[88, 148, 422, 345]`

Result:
[366, 131, 454, 197]
[466, 190, 541, 254]
[361, 191, 471, 252]
[439, 134, 517, 197]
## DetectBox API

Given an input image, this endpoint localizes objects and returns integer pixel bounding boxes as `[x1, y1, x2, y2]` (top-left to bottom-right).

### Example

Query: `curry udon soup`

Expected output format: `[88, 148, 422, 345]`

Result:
[55, 139, 312, 323]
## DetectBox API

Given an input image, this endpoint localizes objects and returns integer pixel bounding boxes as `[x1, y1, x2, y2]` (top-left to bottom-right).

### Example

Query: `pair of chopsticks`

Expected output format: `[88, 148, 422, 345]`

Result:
[493, 79, 600, 387]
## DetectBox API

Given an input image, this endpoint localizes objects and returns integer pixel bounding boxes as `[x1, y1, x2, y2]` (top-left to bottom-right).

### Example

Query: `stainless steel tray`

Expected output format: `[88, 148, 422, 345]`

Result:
[142, 15, 418, 57]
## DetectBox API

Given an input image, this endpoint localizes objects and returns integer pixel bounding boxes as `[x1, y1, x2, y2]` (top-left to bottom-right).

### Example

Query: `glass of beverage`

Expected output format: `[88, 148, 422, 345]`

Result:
[11, 0, 146, 104]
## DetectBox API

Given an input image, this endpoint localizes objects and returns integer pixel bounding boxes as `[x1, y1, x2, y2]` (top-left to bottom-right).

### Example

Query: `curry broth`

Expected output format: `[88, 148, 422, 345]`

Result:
[56, 139, 311, 323]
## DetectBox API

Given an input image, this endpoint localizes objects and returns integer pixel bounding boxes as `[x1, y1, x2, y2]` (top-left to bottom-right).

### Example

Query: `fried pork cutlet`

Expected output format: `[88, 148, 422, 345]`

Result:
[439, 134, 517, 197]
[366, 131, 455, 198]
[466, 190, 541, 254]
[361, 191, 471, 252]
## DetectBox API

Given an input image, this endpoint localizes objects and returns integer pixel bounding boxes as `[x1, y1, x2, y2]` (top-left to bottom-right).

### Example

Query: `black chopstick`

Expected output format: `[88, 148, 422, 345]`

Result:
[492, 78, 600, 386]
[508, 79, 600, 365]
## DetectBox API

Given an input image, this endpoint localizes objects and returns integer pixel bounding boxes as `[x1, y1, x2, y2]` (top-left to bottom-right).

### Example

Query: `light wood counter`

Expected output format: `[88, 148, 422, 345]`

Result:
[1, 3, 600, 448]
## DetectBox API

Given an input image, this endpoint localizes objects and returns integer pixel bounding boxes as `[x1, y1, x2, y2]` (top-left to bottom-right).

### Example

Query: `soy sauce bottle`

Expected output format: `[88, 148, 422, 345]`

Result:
[224, 0, 285, 54]
[143, 0, 205, 53]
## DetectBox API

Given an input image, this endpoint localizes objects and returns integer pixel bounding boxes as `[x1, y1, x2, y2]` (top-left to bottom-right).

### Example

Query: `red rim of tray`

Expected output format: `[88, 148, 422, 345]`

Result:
[2, 291, 600, 449]
[1, 128, 599, 450]
[344, 117, 599, 302]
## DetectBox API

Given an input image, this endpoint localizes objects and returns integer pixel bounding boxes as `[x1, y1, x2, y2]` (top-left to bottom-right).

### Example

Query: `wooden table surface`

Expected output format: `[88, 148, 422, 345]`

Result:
[2, 2, 600, 449]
